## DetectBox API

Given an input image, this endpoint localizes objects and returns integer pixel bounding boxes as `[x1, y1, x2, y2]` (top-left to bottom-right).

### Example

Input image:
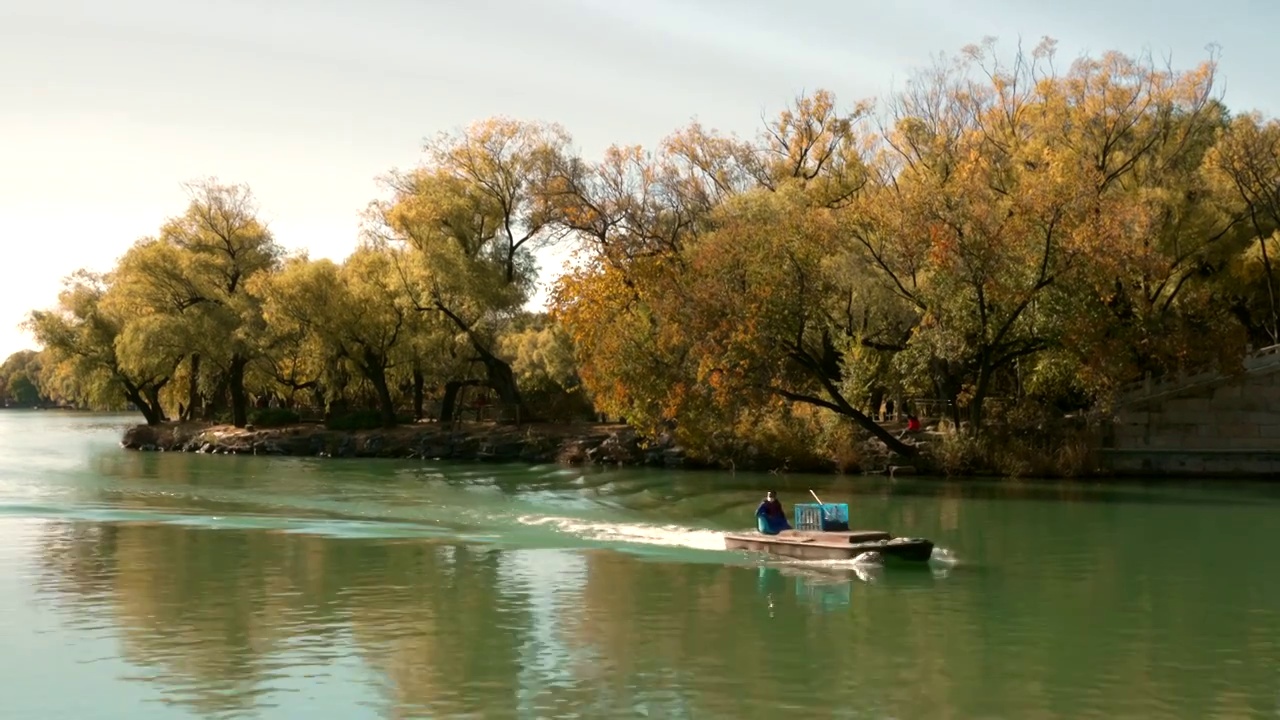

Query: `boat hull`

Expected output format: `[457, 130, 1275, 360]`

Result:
[724, 529, 935, 562]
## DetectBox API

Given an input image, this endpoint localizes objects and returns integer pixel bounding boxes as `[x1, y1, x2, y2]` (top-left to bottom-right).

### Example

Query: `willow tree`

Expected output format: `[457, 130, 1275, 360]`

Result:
[1205, 113, 1280, 346]
[683, 185, 920, 455]
[0, 350, 49, 407]
[842, 39, 1235, 429]
[111, 181, 282, 426]
[26, 272, 175, 424]
[552, 92, 926, 456]
[255, 248, 416, 427]
[1039, 46, 1238, 392]
[368, 118, 571, 422]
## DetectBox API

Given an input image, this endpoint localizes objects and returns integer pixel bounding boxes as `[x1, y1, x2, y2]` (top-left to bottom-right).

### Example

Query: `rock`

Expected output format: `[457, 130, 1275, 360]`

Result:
[121, 425, 160, 450]
[115, 420, 886, 477]
[414, 433, 451, 459]
[663, 447, 686, 468]
[557, 441, 589, 465]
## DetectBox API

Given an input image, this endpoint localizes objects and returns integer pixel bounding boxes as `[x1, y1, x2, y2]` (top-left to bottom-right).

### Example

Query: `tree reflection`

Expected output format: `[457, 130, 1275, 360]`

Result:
[35, 522, 530, 718]
[28, 482, 1280, 720]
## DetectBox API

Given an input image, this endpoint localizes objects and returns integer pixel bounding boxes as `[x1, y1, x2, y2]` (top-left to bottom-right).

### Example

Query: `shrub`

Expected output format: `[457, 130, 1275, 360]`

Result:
[248, 408, 301, 428]
[324, 409, 414, 431]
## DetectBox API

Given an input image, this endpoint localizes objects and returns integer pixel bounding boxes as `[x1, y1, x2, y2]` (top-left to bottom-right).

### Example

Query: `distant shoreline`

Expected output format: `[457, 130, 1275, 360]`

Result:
[111, 419, 1280, 482]
[116, 419, 924, 476]
[119, 420, 696, 470]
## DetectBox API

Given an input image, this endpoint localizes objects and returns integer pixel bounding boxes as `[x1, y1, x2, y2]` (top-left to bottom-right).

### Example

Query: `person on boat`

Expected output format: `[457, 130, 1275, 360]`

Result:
[756, 491, 791, 535]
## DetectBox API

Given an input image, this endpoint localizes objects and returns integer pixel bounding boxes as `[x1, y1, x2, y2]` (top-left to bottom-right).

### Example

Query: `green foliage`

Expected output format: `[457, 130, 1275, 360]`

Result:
[0, 350, 52, 406]
[498, 321, 578, 393]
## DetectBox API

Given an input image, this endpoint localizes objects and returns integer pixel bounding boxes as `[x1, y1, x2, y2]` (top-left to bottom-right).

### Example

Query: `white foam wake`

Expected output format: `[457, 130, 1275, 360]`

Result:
[516, 515, 728, 552]
[929, 546, 960, 566]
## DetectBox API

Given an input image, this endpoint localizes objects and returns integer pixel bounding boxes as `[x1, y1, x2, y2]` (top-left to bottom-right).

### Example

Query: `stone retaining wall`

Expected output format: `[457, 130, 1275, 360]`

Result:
[1103, 361, 1280, 476]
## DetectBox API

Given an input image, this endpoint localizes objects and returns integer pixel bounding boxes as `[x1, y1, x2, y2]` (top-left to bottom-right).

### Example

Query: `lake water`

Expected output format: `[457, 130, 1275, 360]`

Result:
[1, 411, 1278, 719]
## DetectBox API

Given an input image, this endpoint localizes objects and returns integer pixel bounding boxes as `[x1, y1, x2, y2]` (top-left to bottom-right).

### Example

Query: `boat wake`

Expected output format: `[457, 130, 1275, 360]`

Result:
[516, 515, 728, 552]
[929, 546, 961, 567]
[516, 514, 964, 576]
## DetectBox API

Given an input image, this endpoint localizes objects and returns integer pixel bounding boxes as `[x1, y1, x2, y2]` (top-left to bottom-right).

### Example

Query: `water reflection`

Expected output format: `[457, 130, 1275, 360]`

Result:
[18, 509, 1280, 719]
[34, 520, 919, 717]
[6, 412, 1280, 718]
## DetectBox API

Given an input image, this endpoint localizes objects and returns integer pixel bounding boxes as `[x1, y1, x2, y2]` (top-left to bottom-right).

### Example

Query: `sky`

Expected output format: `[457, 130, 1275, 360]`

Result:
[2, 0, 1276, 358]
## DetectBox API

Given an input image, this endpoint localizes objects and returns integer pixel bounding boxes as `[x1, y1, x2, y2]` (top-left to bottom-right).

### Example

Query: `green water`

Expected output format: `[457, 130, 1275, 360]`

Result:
[1, 412, 1278, 719]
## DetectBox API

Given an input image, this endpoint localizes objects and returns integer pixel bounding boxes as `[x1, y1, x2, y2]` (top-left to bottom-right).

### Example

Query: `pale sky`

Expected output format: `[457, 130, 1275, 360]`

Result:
[1, 0, 1274, 358]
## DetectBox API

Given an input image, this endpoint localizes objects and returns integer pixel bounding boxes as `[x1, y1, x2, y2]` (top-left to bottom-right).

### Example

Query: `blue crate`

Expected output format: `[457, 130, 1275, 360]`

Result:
[793, 502, 850, 532]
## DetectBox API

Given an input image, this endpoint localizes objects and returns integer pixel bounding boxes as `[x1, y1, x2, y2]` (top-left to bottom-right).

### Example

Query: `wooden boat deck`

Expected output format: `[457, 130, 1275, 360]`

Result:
[724, 528, 934, 562]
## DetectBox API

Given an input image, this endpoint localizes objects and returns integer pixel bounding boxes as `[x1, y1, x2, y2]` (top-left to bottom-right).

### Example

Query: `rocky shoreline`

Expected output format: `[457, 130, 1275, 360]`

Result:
[120, 421, 693, 468]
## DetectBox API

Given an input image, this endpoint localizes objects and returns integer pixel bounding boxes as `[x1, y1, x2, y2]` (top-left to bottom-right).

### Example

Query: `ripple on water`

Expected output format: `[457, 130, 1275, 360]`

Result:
[5, 412, 1280, 718]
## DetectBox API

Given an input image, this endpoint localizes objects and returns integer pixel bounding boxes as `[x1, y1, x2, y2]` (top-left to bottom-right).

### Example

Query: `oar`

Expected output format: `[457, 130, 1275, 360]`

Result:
[809, 489, 841, 526]
[809, 489, 825, 507]
[809, 489, 831, 522]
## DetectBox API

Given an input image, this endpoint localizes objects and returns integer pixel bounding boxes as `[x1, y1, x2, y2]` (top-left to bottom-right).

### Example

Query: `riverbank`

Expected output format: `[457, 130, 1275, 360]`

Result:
[115, 419, 1280, 479]
[118, 419, 927, 474]
[120, 420, 698, 468]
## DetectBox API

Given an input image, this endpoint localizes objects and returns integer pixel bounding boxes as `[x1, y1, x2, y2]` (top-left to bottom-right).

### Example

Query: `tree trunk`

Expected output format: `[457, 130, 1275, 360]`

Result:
[868, 386, 885, 421]
[1258, 232, 1280, 344]
[372, 373, 396, 428]
[835, 401, 917, 457]
[228, 355, 249, 428]
[311, 385, 327, 417]
[969, 363, 993, 431]
[929, 357, 964, 429]
[133, 381, 167, 425]
[184, 353, 201, 422]
[439, 379, 484, 425]
[776, 378, 919, 457]
[360, 350, 397, 428]
[431, 301, 533, 423]
[137, 400, 163, 425]
[412, 369, 425, 421]
[123, 385, 163, 426]
[481, 355, 528, 423]
[784, 338, 916, 456]
[203, 375, 229, 421]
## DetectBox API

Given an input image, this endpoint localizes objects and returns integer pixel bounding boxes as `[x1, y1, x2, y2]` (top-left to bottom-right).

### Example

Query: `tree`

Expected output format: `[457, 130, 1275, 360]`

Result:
[113, 180, 282, 427]
[553, 94, 922, 456]
[26, 272, 175, 424]
[255, 247, 415, 428]
[369, 118, 572, 422]
[0, 350, 48, 406]
[1204, 113, 1280, 346]
[840, 39, 1234, 429]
